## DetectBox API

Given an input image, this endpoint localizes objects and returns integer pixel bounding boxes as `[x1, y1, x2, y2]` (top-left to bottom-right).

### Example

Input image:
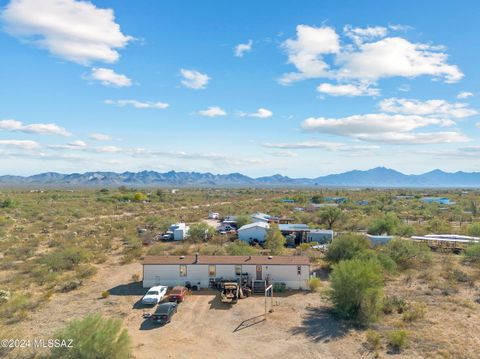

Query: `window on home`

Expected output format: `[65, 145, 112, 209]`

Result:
[179, 265, 187, 277]
[235, 265, 242, 276]
[208, 264, 216, 277]
[297, 266, 301, 275]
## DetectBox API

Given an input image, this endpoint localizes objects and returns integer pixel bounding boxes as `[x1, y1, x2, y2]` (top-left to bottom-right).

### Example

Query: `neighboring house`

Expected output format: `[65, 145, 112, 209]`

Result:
[366, 234, 393, 246]
[142, 254, 310, 290]
[251, 212, 271, 223]
[222, 215, 238, 227]
[420, 197, 451, 205]
[357, 200, 369, 206]
[238, 222, 270, 243]
[307, 229, 334, 244]
[279, 224, 310, 246]
[325, 197, 348, 204]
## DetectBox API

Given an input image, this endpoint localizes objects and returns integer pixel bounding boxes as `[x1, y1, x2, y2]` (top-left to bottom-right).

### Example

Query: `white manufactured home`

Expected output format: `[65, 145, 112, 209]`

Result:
[143, 255, 310, 290]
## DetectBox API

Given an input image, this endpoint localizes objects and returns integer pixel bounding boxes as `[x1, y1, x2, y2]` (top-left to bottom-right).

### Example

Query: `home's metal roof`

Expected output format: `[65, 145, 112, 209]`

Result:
[238, 222, 270, 231]
[143, 255, 310, 266]
[279, 223, 310, 231]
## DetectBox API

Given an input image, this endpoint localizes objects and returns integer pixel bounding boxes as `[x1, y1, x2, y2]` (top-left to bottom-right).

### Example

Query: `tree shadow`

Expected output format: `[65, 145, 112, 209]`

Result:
[290, 306, 352, 342]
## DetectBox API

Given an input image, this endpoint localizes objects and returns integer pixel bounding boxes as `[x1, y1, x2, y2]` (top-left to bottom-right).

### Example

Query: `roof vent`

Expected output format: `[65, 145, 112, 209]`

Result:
[268, 256, 273, 260]
[180, 255, 185, 259]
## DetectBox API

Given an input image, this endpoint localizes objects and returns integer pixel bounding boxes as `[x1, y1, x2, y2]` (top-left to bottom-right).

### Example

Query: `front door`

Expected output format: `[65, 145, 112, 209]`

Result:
[256, 265, 262, 280]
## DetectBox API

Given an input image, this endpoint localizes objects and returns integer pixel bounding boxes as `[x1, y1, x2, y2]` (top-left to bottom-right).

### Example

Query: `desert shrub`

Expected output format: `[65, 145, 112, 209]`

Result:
[463, 244, 480, 266]
[388, 330, 408, 352]
[402, 303, 426, 322]
[365, 330, 382, 351]
[0, 293, 36, 323]
[467, 222, 480, 237]
[384, 239, 431, 270]
[308, 277, 321, 291]
[30, 266, 58, 286]
[0, 290, 11, 304]
[329, 258, 384, 324]
[131, 274, 140, 282]
[265, 224, 286, 255]
[199, 244, 227, 255]
[50, 314, 131, 359]
[42, 246, 90, 272]
[58, 279, 83, 293]
[368, 213, 399, 235]
[147, 242, 175, 255]
[0, 198, 16, 208]
[75, 264, 98, 279]
[448, 269, 471, 284]
[355, 249, 397, 274]
[325, 234, 370, 264]
[382, 295, 407, 314]
[101, 291, 110, 299]
[226, 241, 257, 255]
[188, 222, 216, 243]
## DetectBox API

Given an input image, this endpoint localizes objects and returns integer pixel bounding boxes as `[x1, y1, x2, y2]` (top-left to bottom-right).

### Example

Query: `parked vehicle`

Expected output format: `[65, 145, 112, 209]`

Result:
[168, 286, 188, 303]
[220, 282, 243, 304]
[151, 302, 177, 325]
[142, 285, 168, 305]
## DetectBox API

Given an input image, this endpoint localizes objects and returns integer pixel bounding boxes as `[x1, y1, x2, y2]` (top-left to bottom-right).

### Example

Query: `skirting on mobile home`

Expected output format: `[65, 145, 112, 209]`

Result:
[142, 255, 310, 290]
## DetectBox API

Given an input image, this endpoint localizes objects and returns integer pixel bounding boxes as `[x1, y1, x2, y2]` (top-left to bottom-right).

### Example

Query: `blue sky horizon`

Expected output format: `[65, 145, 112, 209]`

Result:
[1, 0, 479, 177]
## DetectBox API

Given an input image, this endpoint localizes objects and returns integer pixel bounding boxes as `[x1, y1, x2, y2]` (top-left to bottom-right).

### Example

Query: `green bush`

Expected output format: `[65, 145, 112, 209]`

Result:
[50, 314, 131, 359]
[308, 277, 321, 291]
[367, 213, 399, 235]
[388, 329, 408, 352]
[463, 244, 480, 266]
[382, 295, 407, 314]
[265, 224, 286, 255]
[325, 234, 370, 264]
[384, 239, 431, 270]
[329, 258, 384, 324]
[402, 303, 426, 322]
[42, 246, 90, 272]
[365, 330, 382, 351]
[467, 222, 480, 237]
[226, 241, 257, 255]
[101, 291, 110, 299]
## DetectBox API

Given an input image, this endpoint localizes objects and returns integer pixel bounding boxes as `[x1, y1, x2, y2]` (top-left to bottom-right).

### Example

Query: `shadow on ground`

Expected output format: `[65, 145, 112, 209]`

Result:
[233, 315, 266, 332]
[290, 306, 351, 342]
[208, 294, 233, 310]
[108, 281, 146, 296]
[139, 318, 163, 331]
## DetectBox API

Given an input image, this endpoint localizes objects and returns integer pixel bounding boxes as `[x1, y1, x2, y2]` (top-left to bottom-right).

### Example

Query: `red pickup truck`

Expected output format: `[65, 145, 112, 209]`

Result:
[168, 286, 188, 303]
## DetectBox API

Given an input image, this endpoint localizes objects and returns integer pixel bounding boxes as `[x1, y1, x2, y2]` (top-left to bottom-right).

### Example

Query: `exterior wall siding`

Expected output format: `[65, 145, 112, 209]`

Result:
[238, 227, 268, 243]
[143, 263, 310, 290]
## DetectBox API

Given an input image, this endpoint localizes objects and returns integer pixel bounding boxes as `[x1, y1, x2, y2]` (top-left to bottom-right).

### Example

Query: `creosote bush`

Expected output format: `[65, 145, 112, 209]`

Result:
[50, 314, 131, 359]
[308, 277, 321, 292]
[365, 330, 382, 351]
[329, 258, 384, 324]
[463, 243, 480, 266]
[325, 234, 370, 264]
[388, 330, 408, 352]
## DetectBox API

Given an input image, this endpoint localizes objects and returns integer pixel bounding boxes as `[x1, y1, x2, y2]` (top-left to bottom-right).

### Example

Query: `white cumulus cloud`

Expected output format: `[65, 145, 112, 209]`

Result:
[301, 113, 468, 144]
[1, 0, 133, 65]
[89, 68, 132, 87]
[0, 119, 71, 136]
[343, 25, 387, 45]
[105, 99, 169, 109]
[235, 40, 253, 57]
[180, 69, 210, 89]
[457, 91, 473, 99]
[379, 98, 477, 118]
[317, 82, 380, 97]
[90, 133, 112, 141]
[197, 106, 227, 117]
[0, 139, 40, 149]
[240, 108, 273, 118]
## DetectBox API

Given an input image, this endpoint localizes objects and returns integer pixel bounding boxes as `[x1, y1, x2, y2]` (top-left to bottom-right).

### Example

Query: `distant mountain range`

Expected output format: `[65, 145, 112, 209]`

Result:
[0, 167, 480, 188]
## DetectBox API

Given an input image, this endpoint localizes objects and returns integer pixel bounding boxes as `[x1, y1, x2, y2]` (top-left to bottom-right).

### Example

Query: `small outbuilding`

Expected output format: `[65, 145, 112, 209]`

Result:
[237, 222, 269, 244]
[142, 254, 310, 290]
[307, 229, 334, 244]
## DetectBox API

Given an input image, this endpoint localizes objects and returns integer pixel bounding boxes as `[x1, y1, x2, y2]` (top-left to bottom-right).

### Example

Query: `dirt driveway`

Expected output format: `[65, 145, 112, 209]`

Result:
[124, 290, 365, 359]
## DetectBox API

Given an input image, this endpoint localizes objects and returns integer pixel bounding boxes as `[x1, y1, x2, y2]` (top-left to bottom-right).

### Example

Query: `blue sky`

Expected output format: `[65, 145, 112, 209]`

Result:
[0, 0, 479, 177]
